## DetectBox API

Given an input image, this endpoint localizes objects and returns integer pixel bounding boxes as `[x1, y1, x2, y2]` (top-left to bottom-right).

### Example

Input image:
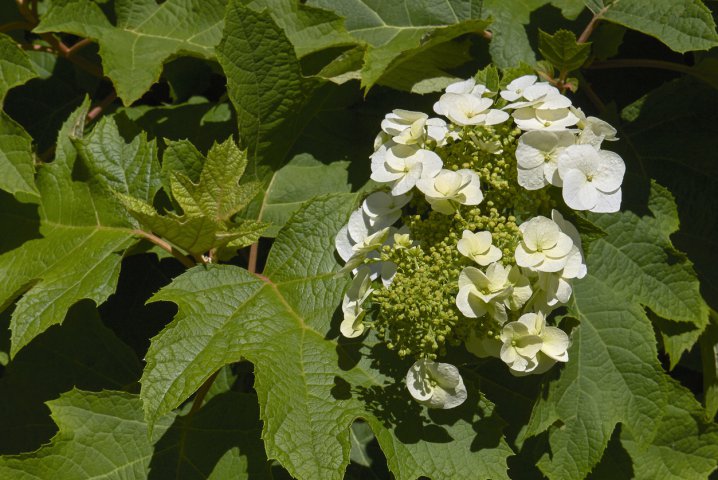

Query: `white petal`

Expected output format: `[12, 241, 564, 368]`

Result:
[335, 225, 354, 262]
[518, 165, 548, 190]
[562, 170, 598, 211]
[406, 359, 434, 401]
[541, 326, 569, 361]
[593, 150, 625, 192]
[590, 188, 622, 213]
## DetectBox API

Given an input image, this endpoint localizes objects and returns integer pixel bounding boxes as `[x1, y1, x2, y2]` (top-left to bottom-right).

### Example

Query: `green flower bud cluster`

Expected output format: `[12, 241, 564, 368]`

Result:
[370, 209, 514, 360]
[436, 124, 553, 220]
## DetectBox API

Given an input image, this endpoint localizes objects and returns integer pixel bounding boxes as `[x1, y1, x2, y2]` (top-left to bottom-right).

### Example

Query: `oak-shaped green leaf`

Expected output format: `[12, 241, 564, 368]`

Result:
[0, 302, 141, 455]
[0, 389, 173, 479]
[74, 116, 161, 204]
[523, 183, 711, 479]
[0, 34, 40, 200]
[0, 33, 37, 105]
[538, 29, 591, 72]
[120, 138, 267, 255]
[34, 0, 227, 105]
[0, 103, 163, 357]
[217, 0, 324, 166]
[309, 0, 491, 89]
[0, 112, 39, 201]
[141, 194, 514, 480]
[588, 0, 718, 53]
[620, 378, 718, 479]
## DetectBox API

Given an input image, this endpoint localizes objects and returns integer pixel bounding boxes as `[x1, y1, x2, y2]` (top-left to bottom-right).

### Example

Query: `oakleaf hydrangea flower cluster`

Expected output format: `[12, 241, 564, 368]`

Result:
[335, 74, 625, 409]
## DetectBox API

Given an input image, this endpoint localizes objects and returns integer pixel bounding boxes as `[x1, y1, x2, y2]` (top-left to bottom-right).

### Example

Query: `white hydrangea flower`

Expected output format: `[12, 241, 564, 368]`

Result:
[500, 74, 538, 102]
[340, 266, 373, 338]
[340, 226, 392, 273]
[515, 216, 575, 273]
[500, 312, 569, 374]
[515, 130, 576, 190]
[381, 109, 448, 146]
[433, 93, 509, 126]
[406, 358, 467, 409]
[552, 209, 586, 279]
[557, 144, 625, 213]
[504, 83, 579, 131]
[335, 204, 397, 264]
[370, 143, 443, 196]
[499, 318, 543, 373]
[362, 191, 411, 228]
[456, 263, 531, 324]
[457, 230, 502, 266]
[445, 77, 491, 97]
[416, 168, 483, 214]
[572, 107, 618, 148]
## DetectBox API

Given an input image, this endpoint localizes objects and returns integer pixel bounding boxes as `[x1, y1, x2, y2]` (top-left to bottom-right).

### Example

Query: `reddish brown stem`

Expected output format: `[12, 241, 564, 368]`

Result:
[578, 7, 608, 44]
[67, 38, 93, 57]
[86, 91, 117, 123]
[0, 21, 32, 33]
[248, 242, 259, 273]
[131, 229, 196, 269]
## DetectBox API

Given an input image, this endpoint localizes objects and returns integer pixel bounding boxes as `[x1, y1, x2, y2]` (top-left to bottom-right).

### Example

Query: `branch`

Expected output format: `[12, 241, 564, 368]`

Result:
[248, 242, 259, 273]
[66, 38, 93, 57]
[189, 370, 220, 415]
[588, 58, 694, 76]
[0, 21, 32, 33]
[86, 91, 117, 124]
[131, 229, 196, 269]
[578, 6, 609, 44]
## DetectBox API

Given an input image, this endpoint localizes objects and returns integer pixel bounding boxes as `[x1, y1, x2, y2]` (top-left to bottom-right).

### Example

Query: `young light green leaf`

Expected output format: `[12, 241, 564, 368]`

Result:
[216, 0, 324, 166]
[160, 139, 205, 195]
[120, 138, 267, 255]
[34, 0, 227, 105]
[141, 194, 514, 480]
[523, 183, 709, 479]
[0, 33, 37, 105]
[170, 139, 259, 221]
[588, 0, 718, 53]
[0, 389, 174, 479]
[538, 29, 591, 72]
[74, 116, 161, 203]
[310, 0, 490, 90]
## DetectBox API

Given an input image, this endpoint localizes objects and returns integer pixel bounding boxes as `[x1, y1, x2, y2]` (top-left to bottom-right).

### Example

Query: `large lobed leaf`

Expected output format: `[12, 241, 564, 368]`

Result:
[309, 0, 491, 88]
[217, 0, 324, 167]
[35, 0, 227, 105]
[0, 33, 39, 201]
[523, 183, 716, 479]
[0, 102, 161, 357]
[0, 388, 270, 479]
[141, 193, 514, 480]
[587, 0, 718, 53]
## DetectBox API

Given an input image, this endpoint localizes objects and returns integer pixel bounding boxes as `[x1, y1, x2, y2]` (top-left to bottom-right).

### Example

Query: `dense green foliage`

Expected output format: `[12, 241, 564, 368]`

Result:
[0, 0, 717, 478]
